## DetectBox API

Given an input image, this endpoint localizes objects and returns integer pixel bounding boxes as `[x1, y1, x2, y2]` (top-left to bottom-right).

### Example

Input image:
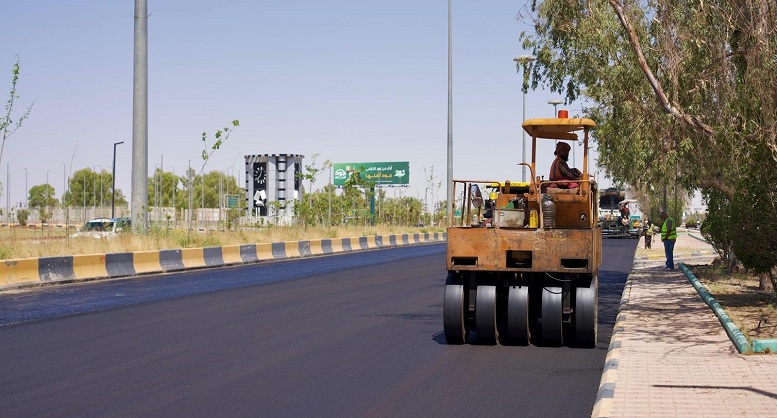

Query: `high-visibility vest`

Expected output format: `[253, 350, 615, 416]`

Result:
[662, 216, 677, 240]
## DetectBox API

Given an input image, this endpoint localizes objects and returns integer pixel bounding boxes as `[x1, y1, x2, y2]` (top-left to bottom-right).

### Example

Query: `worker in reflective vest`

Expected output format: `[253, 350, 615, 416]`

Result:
[660, 211, 677, 270]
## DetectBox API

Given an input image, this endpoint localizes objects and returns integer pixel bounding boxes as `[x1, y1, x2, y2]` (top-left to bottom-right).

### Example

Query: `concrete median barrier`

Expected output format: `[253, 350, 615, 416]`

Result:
[0, 233, 447, 291]
[38, 256, 75, 283]
[160, 249, 185, 272]
[203, 247, 225, 268]
[74, 254, 109, 280]
[105, 253, 135, 278]
[181, 248, 206, 269]
[133, 250, 163, 275]
[239, 244, 258, 263]
[0, 258, 40, 288]
[256, 243, 274, 260]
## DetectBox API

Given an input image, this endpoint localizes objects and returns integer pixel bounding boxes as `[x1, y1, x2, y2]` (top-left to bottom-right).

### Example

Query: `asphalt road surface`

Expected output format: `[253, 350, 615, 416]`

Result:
[0, 238, 637, 417]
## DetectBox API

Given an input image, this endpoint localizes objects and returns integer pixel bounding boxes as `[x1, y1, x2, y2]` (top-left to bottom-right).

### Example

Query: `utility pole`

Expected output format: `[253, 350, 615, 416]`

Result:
[131, 0, 149, 233]
[111, 141, 124, 218]
[446, 0, 454, 221]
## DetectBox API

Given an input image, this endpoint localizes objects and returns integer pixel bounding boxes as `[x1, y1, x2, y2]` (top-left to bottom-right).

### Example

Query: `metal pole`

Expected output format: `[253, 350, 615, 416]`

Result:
[186, 160, 192, 230]
[93, 165, 101, 217]
[132, 0, 149, 233]
[171, 167, 176, 226]
[6, 163, 9, 224]
[522, 89, 526, 182]
[328, 164, 332, 226]
[24, 168, 27, 208]
[46, 169, 50, 222]
[112, 141, 124, 218]
[159, 154, 163, 224]
[201, 170, 205, 230]
[62, 162, 68, 234]
[219, 170, 223, 229]
[446, 0, 454, 219]
[61, 163, 65, 206]
[515, 55, 535, 183]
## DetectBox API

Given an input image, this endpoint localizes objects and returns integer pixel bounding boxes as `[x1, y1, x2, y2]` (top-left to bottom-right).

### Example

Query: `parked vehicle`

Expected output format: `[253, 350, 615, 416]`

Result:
[71, 217, 131, 239]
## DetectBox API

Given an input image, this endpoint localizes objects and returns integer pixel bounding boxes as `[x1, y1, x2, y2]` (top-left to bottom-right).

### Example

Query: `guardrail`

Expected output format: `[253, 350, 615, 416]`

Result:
[0, 233, 446, 291]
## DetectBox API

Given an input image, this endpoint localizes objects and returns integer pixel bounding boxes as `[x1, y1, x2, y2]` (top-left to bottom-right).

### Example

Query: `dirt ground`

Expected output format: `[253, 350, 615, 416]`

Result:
[690, 263, 777, 342]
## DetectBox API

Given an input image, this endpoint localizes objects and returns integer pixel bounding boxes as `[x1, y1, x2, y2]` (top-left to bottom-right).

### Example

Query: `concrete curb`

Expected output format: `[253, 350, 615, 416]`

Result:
[0, 232, 447, 291]
[591, 273, 633, 418]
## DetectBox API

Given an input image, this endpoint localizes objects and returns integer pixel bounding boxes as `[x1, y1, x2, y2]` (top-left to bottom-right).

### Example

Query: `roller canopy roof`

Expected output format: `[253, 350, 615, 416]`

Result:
[522, 118, 597, 141]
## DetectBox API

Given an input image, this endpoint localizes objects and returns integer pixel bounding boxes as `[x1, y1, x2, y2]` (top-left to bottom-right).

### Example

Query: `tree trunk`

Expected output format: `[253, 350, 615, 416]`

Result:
[759, 266, 777, 294]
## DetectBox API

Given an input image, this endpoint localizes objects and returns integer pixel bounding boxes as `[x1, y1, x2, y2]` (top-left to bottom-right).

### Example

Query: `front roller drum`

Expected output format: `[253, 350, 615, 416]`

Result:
[575, 275, 598, 348]
[444, 273, 467, 344]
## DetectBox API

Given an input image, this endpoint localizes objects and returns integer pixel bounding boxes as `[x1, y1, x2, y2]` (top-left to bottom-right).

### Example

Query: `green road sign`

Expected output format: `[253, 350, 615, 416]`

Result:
[333, 161, 409, 186]
[225, 195, 240, 208]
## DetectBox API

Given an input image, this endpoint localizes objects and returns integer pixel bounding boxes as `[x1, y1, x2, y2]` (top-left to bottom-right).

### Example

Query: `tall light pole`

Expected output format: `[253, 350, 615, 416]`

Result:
[61, 163, 66, 203]
[112, 141, 124, 218]
[132, 0, 149, 234]
[188, 160, 193, 231]
[548, 99, 563, 117]
[93, 165, 102, 218]
[446, 0, 454, 219]
[514, 55, 535, 182]
[62, 162, 68, 232]
[46, 169, 50, 223]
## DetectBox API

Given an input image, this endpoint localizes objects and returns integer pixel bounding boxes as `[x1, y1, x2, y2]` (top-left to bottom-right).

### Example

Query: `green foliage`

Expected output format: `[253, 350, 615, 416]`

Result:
[729, 145, 777, 276]
[292, 184, 425, 228]
[28, 184, 58, 208]
[198, 120, 239, 176]
[0, 244, 10, 260]
[16, 209, 28, 226]
[63, 168, 125, 207]
[701, 189, 737, 271]
[521, 0, 777, 288]
[1, 57, 35, 169]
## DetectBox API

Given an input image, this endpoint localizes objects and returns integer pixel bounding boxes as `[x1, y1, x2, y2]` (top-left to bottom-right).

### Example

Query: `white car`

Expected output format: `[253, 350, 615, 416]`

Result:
[71, 218, 131, 239]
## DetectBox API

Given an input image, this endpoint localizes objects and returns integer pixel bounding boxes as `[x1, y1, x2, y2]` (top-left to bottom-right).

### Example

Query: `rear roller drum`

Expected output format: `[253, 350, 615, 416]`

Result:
[444, 274, 467, 344]
[575, 276, 598, 348]
[541, 286, 563, 346]
[506, 285, 530, 345]
[475, 285, 498, 345]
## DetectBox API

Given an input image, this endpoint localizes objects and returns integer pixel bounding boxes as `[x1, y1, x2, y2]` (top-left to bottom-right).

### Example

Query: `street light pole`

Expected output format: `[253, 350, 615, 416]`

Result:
[46, 169, 50, 223]
[548, 99, 563, 117]
[446, 0, 454, 220]
[514, 55, 535, 183]
[93, 165, 102, 218]
[62, 162, 68, 232]
[112, 141, 124, 218]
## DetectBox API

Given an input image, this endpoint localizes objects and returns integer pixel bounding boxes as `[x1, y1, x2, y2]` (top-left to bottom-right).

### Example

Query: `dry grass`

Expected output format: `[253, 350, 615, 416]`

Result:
[691, 263, 777, 342]
[0, 225, 444, 260]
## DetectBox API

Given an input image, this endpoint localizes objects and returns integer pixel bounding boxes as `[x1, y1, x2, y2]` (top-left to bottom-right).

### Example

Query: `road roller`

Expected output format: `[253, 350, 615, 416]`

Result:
[443, 116, 601, 347]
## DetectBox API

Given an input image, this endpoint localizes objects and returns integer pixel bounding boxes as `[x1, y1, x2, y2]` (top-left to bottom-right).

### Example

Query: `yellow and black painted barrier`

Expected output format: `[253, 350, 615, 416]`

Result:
[0, 232, 446, 291]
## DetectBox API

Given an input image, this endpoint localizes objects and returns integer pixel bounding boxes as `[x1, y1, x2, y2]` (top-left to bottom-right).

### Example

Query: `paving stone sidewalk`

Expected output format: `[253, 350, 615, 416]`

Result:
[592, 232, 777, 417]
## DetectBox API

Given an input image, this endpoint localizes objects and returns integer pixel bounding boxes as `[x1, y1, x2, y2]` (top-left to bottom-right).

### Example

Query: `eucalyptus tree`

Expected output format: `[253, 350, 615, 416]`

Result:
[28, 184, 58, 208]
[520, 0, 777, 283]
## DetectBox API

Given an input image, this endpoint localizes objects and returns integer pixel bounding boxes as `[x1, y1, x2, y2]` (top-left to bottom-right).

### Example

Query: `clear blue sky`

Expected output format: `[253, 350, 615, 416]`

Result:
[2, 0, 612, 213]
